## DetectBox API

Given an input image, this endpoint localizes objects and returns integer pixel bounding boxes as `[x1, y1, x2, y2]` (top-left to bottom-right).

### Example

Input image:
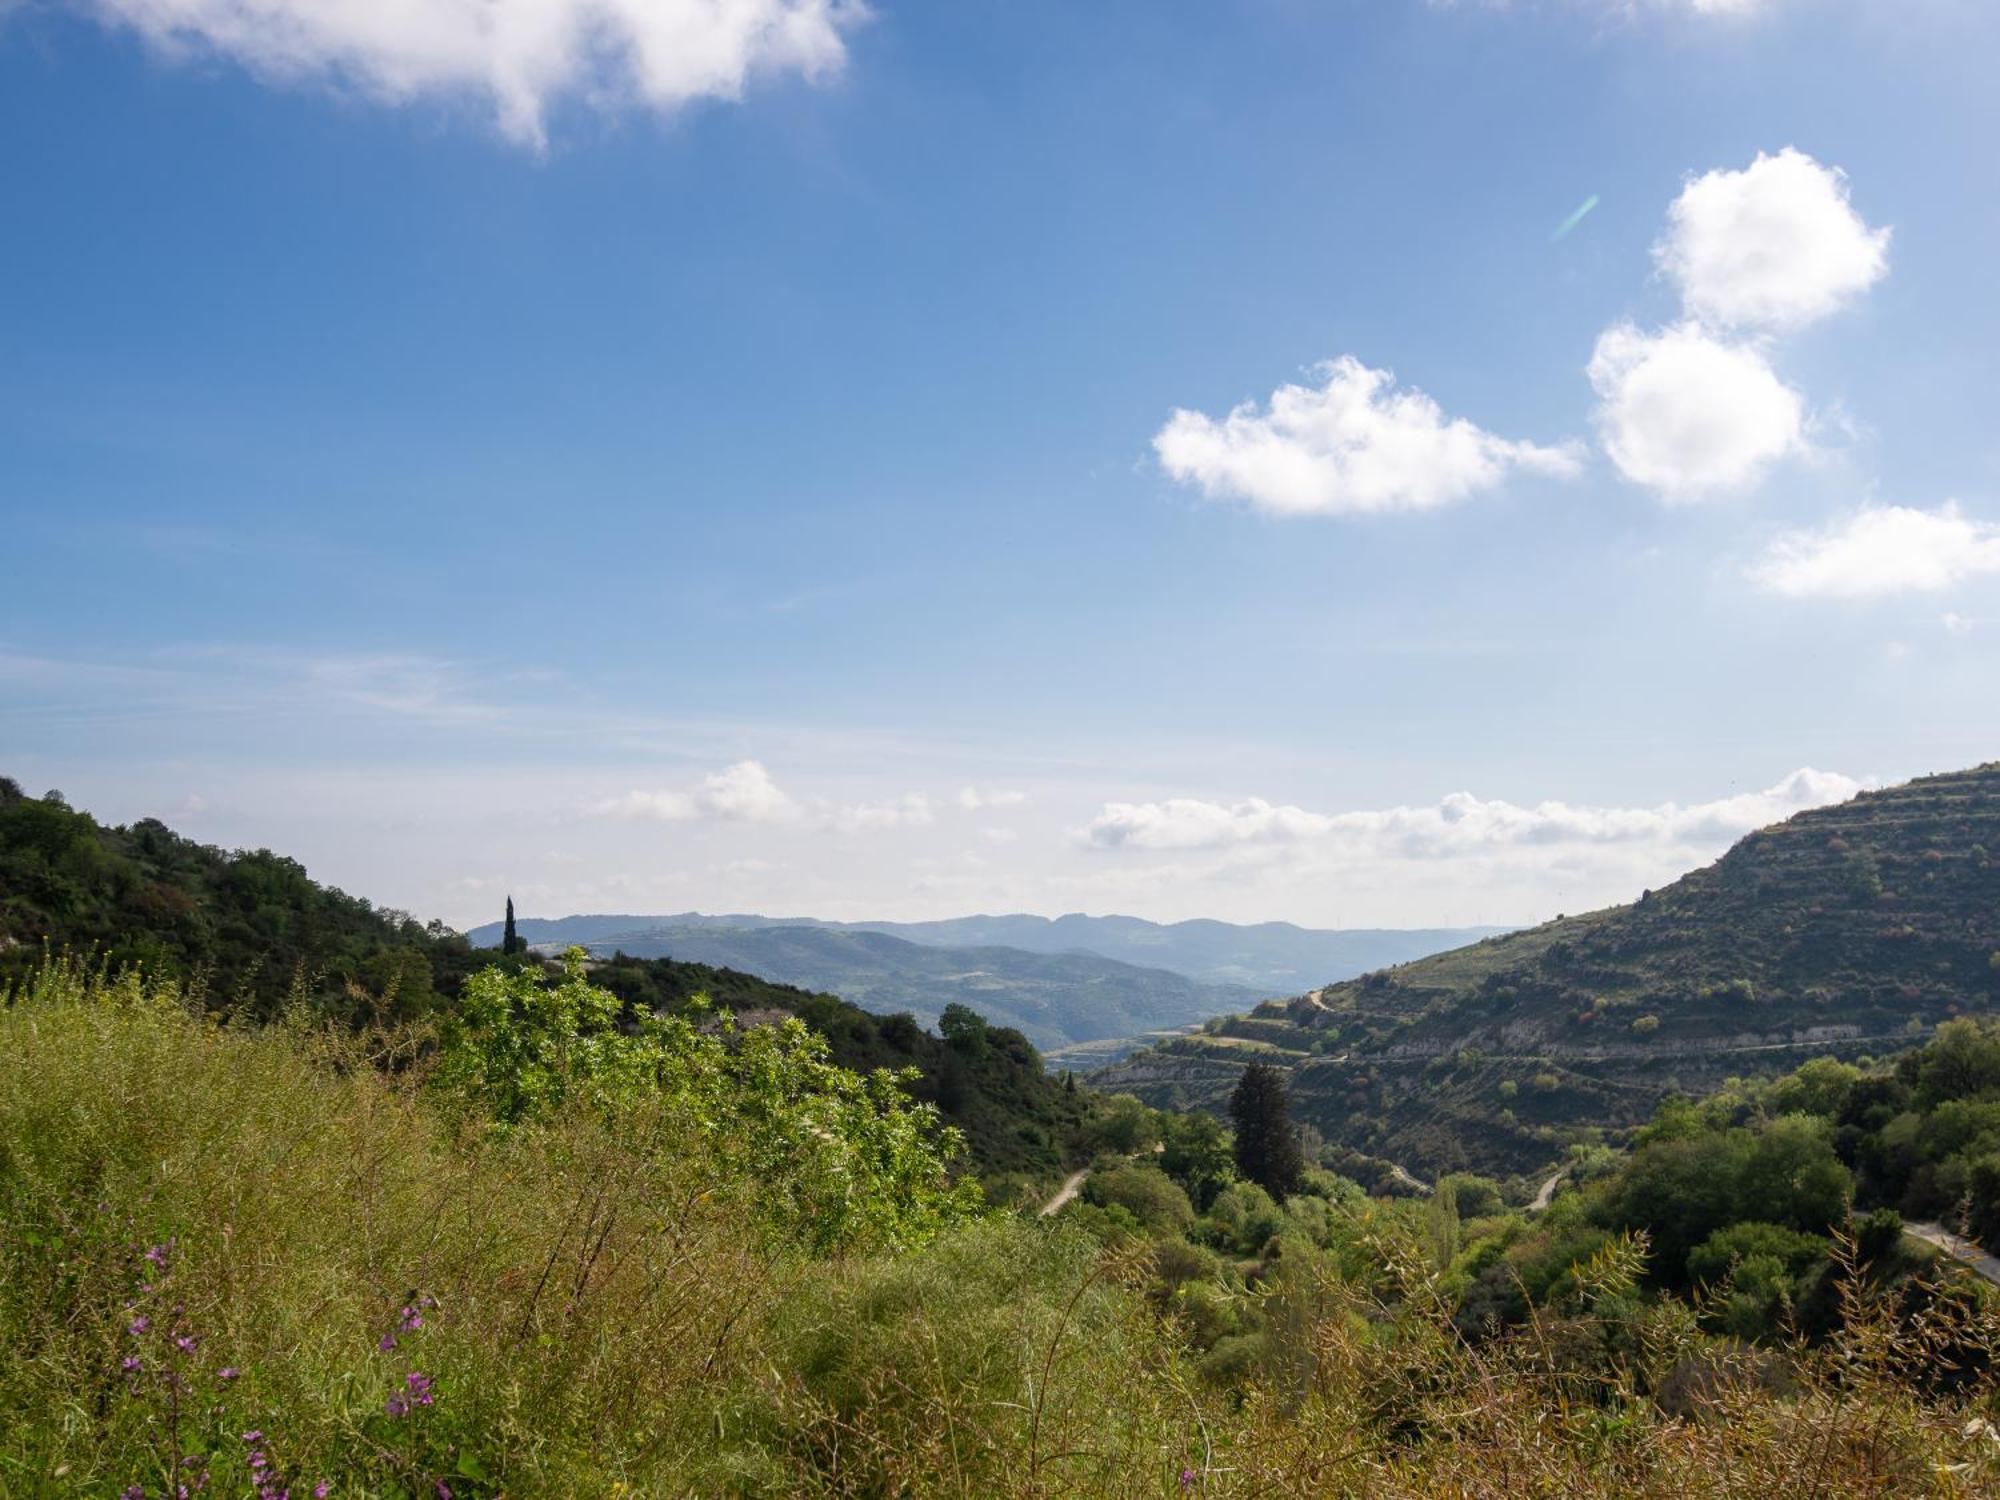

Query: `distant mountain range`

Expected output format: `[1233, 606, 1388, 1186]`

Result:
[468, 910, 1505, 995]
[1094, 762, 2000, 1179]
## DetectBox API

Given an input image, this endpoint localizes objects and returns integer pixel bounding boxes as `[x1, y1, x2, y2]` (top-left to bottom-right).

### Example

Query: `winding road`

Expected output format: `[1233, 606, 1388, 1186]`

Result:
[1905, 1222, 2000, 1287]
[1529, 1169, 1565, 1212]
[1039, 1168, 1090, 1217]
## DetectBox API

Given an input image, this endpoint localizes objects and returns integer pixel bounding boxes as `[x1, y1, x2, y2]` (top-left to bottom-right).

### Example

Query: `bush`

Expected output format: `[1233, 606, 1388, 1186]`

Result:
[1082, 1164, 1194, 1234]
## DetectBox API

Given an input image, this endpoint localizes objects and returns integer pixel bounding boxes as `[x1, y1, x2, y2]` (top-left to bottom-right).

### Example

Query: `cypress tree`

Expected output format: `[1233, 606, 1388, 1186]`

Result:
[1229, 1061, 1305, 1201]
[503, 896, 519, 956]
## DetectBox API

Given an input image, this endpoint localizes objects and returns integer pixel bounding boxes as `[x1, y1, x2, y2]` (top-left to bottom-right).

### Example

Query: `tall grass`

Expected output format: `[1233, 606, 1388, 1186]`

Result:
[5, 961, 2000, 1497]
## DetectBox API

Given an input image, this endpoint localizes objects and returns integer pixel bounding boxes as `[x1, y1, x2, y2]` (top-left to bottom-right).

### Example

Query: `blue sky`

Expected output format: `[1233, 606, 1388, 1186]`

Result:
[3, 0, 1997, 929]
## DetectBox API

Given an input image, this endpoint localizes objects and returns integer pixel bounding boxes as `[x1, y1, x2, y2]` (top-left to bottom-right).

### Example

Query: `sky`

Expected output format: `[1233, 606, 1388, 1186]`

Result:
[3, 0, 1998, 931]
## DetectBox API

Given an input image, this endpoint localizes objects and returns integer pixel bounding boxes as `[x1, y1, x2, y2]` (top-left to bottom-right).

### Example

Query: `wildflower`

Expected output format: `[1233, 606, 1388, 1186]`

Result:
[435, 1485, 451, 1500]
[240, 1431, 264, 1444]
[385, 1394, 409, 1418]
[144, 1242, 172, 1268]
[404, 1371, 435, 1406]
[174, 1335, 198, 1354]
[1180, 1469, 1197, 1488]
[122, 1487, 144, 1500]
[313, 1484, 330, 1498]
[128, 1317, 150, 1336]
[377, 1332, 397, 1353]
[219, 1366, 240, 1381]
[122, 1356, 142, 1374]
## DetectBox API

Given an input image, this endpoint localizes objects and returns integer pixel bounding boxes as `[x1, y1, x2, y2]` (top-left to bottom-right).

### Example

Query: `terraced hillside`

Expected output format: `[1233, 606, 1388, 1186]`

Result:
[1095, 763, 2000, 1180]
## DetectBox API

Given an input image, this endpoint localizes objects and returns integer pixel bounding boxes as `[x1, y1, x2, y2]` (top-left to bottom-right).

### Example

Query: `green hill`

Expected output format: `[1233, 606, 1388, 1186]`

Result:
[0, 778, 1099, 1186]
[1094, 762, 2000, 1180]
[555, 922, 1263, 1052]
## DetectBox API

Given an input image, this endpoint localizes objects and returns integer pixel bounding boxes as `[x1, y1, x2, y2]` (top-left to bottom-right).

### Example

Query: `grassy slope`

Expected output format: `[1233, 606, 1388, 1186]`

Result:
[7, 969, 1998, 1496]
[1096, 763, 2000, 1179]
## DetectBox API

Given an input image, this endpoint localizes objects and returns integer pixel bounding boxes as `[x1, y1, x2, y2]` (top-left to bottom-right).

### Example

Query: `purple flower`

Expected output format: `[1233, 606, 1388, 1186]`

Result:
[249, 1453, 268, 1471]
[219, 1366, 240, 1381]
[128, 1317, 150, 1336]
[313, 1484, 330, 1499]
[240, 1431, 264, 1444]
[384, 1394, 409, 1418]
[173, 1335, 198, 1354]
[435, 1485, 451, 1500]
[144, 1242, 171, 1267]
[122, 1487, 144, 1500]
[377, 1332, 397, 1353]
[1180, 1469, 1197, 1488]
[404, 1371, 435, 1406]
[122, 1355, 142, 1374]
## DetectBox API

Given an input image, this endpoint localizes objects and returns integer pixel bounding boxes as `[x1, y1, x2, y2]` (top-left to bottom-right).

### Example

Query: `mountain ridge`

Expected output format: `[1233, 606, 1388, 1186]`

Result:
[468, 909, 1507, 997]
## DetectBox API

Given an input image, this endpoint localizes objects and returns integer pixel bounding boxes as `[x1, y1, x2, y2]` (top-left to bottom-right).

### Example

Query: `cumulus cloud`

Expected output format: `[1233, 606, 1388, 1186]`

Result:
[1083, 767, 1864, 857]
[1658, 149, 1890, 333]
[585, 759, 800, 823]
[1588, 148, 1884, 501]
[1750, 503, 2000, 598]
[1153, 356, 1582, 517]
[71, 0, 866, 146]
[1587, 322, 1805, 499]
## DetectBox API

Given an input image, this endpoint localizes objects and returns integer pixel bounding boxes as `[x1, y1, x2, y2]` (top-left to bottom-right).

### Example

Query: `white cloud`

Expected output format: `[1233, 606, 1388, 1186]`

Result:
[72, 0, 866, 146]
[1658, 149, 1890, 333]
[585, 759, 800, 824]
[955, 786, 1028, 811]
[1153, 356, 1582, 517]
[1083, 767, 1864, 856]
[1750, 503, 2000, 598]
[829, 792, 934, 833]
[586, 763, 938, 833]
[1587, 322, 1805, 499]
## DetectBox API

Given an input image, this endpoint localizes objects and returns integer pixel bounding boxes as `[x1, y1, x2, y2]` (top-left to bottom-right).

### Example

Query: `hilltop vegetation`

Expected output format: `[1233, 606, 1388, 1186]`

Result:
[1098, 763, 2000, 1178]
[7, 958, 2000, 1496]
[512, 921, 1262, 1053]
[0, 780, 1102, 1188]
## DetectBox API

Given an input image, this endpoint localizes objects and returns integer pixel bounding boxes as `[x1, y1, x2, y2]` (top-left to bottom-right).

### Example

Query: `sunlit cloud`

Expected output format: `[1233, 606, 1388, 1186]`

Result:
[64, 0, 867, 147]
[1155, 356, 1581, 517]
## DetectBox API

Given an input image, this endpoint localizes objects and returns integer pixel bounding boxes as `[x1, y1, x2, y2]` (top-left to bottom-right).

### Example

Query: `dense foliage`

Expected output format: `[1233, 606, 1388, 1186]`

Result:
[0, 781, 1104, 1187]
[7, 961, 2000, 1496]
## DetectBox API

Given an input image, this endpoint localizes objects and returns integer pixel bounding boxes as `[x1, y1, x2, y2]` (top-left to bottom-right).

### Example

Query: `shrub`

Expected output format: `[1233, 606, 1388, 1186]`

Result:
[1082, 1164, 1194, 1234]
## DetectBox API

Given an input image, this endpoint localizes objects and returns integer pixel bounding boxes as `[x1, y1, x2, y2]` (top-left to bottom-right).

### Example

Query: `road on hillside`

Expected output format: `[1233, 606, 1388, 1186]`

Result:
[1905, 1222, 2000, 1287]
[1530, 1170, 1564, 1212]
[1039, 1168, 1089, 1217]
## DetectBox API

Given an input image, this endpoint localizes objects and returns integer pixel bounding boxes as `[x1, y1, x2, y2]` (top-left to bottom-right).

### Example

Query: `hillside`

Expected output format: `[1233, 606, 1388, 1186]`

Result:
[1095, 762, 2000, 1179]
[0, 780, 1100, 1184]
[471, 909, 1503, 994]
[558, 923, 1263, 1053]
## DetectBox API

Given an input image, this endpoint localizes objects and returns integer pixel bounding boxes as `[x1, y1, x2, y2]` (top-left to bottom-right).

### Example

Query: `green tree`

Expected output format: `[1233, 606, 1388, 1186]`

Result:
[503, 895, 521, 955]
[435, 950, 978, 1252]
[1160, 1109, 1235, 1210]
[1229, 1062, 1304, 1201]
